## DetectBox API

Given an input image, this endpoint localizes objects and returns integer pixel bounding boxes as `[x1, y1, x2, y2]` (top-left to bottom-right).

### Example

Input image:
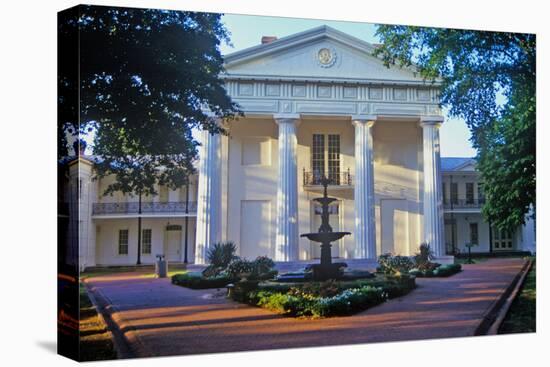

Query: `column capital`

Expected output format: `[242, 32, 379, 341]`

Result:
[351, 114, 377, 124]
[420, 115, 444, 127]
[274, 113, 301, 123]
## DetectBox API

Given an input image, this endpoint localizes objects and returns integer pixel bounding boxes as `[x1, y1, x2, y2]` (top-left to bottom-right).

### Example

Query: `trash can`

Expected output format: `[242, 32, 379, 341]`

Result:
[155, 254, 167, 278]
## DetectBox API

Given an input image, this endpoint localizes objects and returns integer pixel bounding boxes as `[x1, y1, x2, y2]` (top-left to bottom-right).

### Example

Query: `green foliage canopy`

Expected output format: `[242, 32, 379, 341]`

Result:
[374, 25, 535, 230]
[58, 5, 240, 195]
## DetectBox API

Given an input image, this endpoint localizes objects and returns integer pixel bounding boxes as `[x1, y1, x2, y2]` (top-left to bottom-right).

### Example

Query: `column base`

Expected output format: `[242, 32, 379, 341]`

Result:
[434, 256, 455, 265]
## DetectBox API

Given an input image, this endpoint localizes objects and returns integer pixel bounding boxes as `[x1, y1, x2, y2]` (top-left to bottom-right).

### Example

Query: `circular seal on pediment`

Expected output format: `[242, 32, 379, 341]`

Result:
[316, 47, 337, 68]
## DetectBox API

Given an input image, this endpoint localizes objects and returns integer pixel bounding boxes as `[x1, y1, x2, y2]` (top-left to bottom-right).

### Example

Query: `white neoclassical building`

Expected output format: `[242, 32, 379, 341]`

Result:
[194, 25, 450, 264]
[62, 26, 534, 270]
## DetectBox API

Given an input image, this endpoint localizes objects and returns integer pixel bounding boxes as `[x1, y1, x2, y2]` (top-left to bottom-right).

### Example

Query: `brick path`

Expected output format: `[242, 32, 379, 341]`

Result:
[85, 258, 525, 358]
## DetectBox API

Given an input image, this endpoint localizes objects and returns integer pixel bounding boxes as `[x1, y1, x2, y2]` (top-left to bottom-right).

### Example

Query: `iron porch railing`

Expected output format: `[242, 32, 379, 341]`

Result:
[443, 198, 485, 209]
[92, 201, 197, 215]
[303, 169, 353, 186]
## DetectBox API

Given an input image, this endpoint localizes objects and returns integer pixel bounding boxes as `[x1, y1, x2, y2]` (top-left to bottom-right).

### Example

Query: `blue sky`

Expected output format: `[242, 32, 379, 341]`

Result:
[220, 13, 476, 158]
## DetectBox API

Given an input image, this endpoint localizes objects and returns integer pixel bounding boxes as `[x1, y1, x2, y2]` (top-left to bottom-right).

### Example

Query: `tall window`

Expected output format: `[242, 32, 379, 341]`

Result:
[142, 229, 152, 254]
[312, 134, 325, 182]
[469, 223, 478, 245]
[466, 182, 474, 204]
[327, 134, 341, 184]
[118, 229, 129, 255]
[450, 182, 458, 205]
[442, 182, 447, 205]
[311, 133, 340, 184]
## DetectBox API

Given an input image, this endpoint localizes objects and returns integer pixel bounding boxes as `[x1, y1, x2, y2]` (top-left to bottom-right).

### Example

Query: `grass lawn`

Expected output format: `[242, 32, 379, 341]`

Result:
[79, 283, 117, 361]
[140, 269, 188, 278]
[81, 266, 187, 279]
[499, 259, 536, 334]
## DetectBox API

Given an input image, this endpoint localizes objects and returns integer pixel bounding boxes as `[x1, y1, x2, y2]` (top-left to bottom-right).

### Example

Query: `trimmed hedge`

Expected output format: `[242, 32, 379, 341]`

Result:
[249, 286, 386, 317]
[433, 263, 462, 277]
[172, 272, 233, 289]
[409, 263, 462, 277]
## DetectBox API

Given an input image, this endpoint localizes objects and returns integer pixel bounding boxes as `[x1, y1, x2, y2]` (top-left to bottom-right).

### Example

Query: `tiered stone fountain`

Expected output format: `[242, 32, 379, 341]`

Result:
[300, 177, 351, 280]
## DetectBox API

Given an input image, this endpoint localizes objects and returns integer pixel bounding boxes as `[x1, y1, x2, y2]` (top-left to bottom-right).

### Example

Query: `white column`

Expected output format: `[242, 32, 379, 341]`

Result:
[195, 129, 222, 264]
[352, 116, 377, 259]
[421, 116, 446, 257]
[274, 114, 300, 261]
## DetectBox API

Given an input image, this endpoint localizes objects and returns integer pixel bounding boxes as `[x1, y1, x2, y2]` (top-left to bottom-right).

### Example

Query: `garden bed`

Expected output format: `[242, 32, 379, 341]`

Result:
[230, 274, 416, 318]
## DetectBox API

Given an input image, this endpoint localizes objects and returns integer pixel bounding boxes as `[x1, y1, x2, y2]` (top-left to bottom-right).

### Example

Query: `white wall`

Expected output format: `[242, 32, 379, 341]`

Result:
[226, 118, 279, 259]
[445, 213, 491, 253]
[518, 211, 536, 254]
[373, 120, 423, 256]
[94, 217, 196, 266]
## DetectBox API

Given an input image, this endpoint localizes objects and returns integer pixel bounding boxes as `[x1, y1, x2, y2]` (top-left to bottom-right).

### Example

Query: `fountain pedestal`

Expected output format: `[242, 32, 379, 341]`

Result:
[300, 177, 351, 281]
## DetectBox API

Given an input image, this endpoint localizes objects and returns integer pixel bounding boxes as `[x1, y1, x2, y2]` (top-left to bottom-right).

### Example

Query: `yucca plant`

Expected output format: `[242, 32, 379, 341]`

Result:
[414, 243, 436, 271]
[202, 242, 238, 278]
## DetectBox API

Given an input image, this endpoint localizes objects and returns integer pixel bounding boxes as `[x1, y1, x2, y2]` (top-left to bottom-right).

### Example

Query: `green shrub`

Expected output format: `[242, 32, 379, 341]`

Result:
[311, 286, 386, 317]
[257, 282, 295, 293]
[251, 285, 388, 318]
[226, 256, 278, 281]
[378, 253, 415, 275]
[236, 274, 416, 318]
[258, 275, 416, 300]
[202, 242, 238, 278]
[230, 279, 260, 302]
[253, 256, 276, 275]
[226, 258, 255, 279]
[256, 292, 315, 316]
[289, 279, 341, 298]
[171, 272, 232, 289]
[410, 263, 461, 277]
[433, 263, 462, 277]
[414, 243, 435, 270]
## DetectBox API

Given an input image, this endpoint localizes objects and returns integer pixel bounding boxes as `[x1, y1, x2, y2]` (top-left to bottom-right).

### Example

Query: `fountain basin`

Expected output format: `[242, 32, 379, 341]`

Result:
[300, 231, 351, 243]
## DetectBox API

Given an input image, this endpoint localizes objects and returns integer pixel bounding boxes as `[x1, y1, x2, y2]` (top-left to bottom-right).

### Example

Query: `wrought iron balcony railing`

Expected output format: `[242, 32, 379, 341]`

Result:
[93, 201, 197, 216]
[303, 169, 353, 186]
[443, 198, 485, 209]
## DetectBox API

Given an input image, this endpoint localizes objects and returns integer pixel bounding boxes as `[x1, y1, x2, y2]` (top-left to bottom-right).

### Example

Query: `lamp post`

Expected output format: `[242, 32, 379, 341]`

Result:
[137, 190, 142, 265]
[450, 174, 456, 255]
[183, 179, 190, 264]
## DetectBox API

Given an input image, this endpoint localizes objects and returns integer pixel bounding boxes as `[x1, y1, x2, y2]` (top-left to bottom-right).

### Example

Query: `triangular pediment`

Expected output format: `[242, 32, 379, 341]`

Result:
[456, 162, 477, 171]
[223, 26, 425, 84]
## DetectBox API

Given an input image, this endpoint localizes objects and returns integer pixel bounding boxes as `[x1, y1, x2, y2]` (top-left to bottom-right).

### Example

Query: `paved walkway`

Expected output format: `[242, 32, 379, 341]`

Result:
[85, 258, 525, 358]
